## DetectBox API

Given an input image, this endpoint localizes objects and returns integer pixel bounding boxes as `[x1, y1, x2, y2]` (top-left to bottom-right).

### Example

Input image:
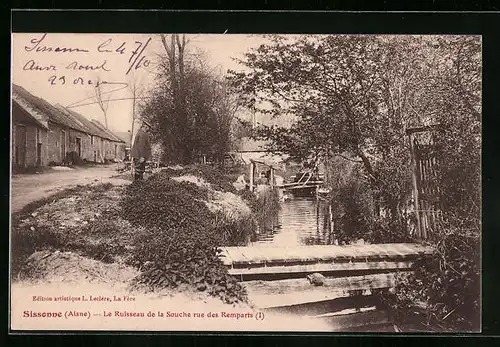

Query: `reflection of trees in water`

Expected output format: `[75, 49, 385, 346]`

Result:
[252, 201, 280, 242]
[252, 197, 341, 246]
[319, 201, 337, 245]
[302, 236, 321, 245]
[301, 200, 335, 245]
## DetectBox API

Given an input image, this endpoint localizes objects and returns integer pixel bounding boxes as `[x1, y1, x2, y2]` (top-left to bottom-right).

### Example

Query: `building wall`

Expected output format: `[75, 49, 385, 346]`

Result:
[26, 126, 49, 166]
[47, 122, 68, 165]
[13, 104, 126, 167]
[105, 141, 126, 161]
[14, 122, 125, 167]
[101, 139, 117, 161]
[12, 109, 48, 170]
[82, 134, 94, 161]
[89, 135, 98, 162]
[12, 123, 48, 168]
[97, 137, 104, 162]
[84, 134, 102, 163]
[48, 123, 117, 164]
[117, 143, 126, 161]
[68, 128, 93, 161]
[102, 139, 110, 160]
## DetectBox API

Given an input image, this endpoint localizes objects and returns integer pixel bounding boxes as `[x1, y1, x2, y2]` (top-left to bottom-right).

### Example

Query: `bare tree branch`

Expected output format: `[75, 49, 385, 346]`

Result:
[94, 79, 109, 128]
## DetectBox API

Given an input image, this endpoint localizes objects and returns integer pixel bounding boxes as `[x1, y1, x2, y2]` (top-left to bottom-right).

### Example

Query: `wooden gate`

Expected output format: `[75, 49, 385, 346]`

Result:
[407, 125, 442, 240]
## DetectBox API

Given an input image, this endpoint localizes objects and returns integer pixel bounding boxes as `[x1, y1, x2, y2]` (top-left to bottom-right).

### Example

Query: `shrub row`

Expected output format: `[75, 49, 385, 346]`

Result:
[380, 217, 480, 332]
[129, 226, 247, 304]
[120, 170, 249, 304]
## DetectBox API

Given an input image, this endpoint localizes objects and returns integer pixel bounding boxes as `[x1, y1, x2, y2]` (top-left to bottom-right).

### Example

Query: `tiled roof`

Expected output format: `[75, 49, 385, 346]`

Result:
[12, 84, 125, 143]
[90, 120, 125, 143]
[12, 98, 49, 129]
[12, 84, 89, 133]
[55, 105, 123, 143]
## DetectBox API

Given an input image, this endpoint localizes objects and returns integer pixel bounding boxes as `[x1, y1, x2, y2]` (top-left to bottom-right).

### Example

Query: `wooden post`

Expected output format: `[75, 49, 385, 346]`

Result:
[329, 203, 335, 244]
[316, 202, 320, 234]
[270, 166, 275, 188]
[408, 134, 423, 239]
[249, 160, 255, 191]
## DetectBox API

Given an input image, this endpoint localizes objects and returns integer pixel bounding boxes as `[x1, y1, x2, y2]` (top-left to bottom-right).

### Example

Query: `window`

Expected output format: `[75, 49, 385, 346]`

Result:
[91, 136, 94, 145]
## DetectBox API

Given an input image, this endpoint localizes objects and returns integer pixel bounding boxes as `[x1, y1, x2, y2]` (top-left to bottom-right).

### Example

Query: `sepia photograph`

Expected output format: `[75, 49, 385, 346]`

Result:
[10, 32, 481, 333]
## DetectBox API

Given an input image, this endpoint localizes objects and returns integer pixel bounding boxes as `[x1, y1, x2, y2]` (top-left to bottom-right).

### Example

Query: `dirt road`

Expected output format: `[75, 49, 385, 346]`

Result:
[10, 164, 130, 214]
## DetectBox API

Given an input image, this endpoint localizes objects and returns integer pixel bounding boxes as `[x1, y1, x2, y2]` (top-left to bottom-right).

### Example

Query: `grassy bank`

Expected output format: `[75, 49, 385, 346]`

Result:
[11, 164, 279, 305]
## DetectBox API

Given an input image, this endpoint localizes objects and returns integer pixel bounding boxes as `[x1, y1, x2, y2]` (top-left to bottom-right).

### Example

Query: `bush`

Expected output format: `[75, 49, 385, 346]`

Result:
[11, 183, 132, 276]
[11, 227, 66, 276]
[250, 188, 280, 224]
[237, 189, 258, 207]
[120, 176, 213, 231]
[129, 226, 247, 304]
[381, 114, 481, 331]
[160, 164, 237, 193]
[381, 216, 480, 331]
[119, 171, 249, 303]
[212, 212, 256, 246]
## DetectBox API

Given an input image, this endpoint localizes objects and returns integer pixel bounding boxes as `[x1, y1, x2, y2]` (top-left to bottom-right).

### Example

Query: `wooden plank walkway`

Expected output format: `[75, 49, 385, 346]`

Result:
[278, 181, 324, 189]
[219, 243, 434, 278]
[220, 243, 434, 312]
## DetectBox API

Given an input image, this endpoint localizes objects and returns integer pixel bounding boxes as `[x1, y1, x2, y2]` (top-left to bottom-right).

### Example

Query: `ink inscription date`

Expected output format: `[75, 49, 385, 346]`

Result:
[22, 33, 152, 81]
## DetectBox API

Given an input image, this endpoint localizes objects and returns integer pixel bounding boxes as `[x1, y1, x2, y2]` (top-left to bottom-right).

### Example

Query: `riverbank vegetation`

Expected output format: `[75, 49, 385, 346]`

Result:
[12, 34, 480, 330]
[11, 165, 280, 304]
[230, 35, 481, 331]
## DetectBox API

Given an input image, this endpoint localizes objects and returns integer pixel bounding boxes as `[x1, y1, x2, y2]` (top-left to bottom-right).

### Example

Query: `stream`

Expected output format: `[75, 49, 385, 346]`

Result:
[249, 197, 332, 247]
[247, 196, 400, 332]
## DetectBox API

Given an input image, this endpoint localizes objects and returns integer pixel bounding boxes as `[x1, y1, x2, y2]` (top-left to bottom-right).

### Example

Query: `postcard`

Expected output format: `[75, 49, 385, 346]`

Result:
[10, 32, 481, 333]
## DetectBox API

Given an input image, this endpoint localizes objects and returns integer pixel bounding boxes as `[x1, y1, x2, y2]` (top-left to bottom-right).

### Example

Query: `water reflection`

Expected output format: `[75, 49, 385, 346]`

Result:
[250, 197, 334, 247]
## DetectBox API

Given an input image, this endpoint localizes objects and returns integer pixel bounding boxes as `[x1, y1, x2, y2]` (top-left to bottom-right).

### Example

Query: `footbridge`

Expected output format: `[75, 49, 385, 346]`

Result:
[219, 243, 434, 331]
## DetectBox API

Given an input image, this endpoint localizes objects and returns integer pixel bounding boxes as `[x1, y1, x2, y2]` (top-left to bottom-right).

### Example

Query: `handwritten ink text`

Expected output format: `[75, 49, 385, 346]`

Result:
[24, 34, 90, 53]
[23, 59, 57, 71]
[21, 34, 153, 86]
[126, 38, 151, 75]
[97, 38, 127, 55]
[66, 60, 111, 72]
[48, 75, 111, 86]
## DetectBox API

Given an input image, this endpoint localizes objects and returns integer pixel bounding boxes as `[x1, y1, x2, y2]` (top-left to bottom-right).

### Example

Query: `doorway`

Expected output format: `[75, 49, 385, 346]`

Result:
[36, 128, 42, 166]
[15, 125, 27, 168]
[60, 130, 66, 162]
[76, 137, 82, 158]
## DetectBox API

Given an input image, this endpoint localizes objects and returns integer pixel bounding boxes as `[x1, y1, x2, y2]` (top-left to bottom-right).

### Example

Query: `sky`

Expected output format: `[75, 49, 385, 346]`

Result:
[11, 33, 271, 134]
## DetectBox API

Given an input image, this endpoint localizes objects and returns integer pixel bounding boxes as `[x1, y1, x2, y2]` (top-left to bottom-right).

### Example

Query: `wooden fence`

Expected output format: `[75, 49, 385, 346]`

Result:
[407, 125, 443, 240]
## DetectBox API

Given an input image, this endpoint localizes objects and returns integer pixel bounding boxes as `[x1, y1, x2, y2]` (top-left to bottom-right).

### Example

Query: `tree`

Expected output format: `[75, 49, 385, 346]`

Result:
[94, 79, 111, 129]
[229, 34, 481, 330]
[138, 35, 239, 164]
[128, 73, 145, 147]
[228, 34, 481, 233]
